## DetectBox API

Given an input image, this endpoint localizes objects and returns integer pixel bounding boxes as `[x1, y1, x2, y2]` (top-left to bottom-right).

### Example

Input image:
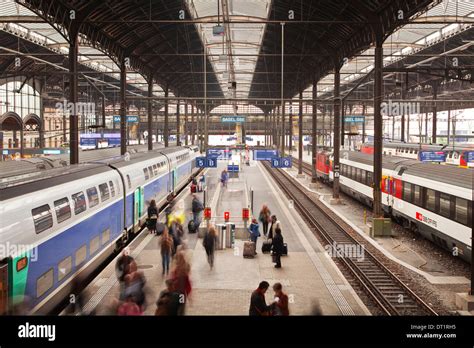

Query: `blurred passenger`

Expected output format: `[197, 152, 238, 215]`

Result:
[268, 215, 279, 240]
[115, 247, 134, 301]
[310, 300, 324, 315]
[159, 227, 174, 276]
[272, 282, 289, 316]
[220, 169, 229, 188]
[191, 194, 204, 228]
[155, 279, 180, 316]
[203, 225, 218, 269]
[248, 218, 261, 254]
[147, 200, 158, 234]
[272, 227, 284, 269]
[258, 205, 272, 237]
[64, 274, 86, 315]
[170, 251, 192, 315]
[123, 261, 146, 311]
[198, 174, 206, 192]
[117, 295, 142, 316]
[165, 193, 175, 226]
[249, 281, 275, 316]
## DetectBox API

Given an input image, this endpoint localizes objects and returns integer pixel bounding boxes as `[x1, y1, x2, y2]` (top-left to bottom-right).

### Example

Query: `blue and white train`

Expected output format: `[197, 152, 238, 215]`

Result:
[0, 145, 200, 314]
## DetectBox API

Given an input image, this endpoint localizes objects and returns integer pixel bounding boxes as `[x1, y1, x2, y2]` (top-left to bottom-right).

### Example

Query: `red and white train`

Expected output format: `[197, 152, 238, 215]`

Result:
[315, 150, 472, 262]
[359, 142, 474, 167]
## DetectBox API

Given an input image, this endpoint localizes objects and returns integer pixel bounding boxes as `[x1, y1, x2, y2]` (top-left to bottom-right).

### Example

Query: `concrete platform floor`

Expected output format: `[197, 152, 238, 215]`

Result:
[78, 156, 370, 316]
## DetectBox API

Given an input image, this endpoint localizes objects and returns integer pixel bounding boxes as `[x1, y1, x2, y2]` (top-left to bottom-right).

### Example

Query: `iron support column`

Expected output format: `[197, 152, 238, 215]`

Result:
[184, 102, 188, 146]
[432, 82, 438, 143]
[280, 22, 285, 157]
[147, 78, 153, 151]
[312, 75, 317, 182]
[191, 104, 195, 145]
[164, 85, 169, 147]
[69, 35, 79, 163]
[298, 92, 303, 174]
[333, 64, 341, 199]
[289, 101, 293, 152]
[176, 98, 180, 146]
[373, 39, 384, 217]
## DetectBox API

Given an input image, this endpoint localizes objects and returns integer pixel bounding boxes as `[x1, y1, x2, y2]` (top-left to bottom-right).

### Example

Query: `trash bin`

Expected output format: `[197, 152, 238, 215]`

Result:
[225, 222, 235, 248]
[216, 224, 226, 250]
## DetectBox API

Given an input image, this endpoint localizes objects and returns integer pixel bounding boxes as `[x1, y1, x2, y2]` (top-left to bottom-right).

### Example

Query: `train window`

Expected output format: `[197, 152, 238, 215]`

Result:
[90, 235, 100, 256]
[413, 185, 421, 206]
[455, 197, 468, 225]
[126, 175, 131, 189]
[87, 187, 99, 208]
[153, 164, 158, 176]
[58, 256, 72, 282]
[402, 182, 412, 202]
[36, 269, 53, 298]
[366, 171, 373, 186]
[98, 183, 110, 202]
[109, 181, 115, 197]
[355, 168, 361, 182]
[54, 198, 71, 224]
[75, 245, 87, 267]
[148, 166, 153, 177]
[439, 193, 451, 218]
[425, 188, 436, 212]
[102, 228, 110, 244]
[72, 192, 87, 215]
[32, 204, 53, 234]
[143, 168, 149, 180]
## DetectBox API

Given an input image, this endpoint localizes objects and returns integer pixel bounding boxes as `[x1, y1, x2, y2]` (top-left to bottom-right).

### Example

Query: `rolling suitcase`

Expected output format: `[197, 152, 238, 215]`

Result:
[190, 184, 197, 193]
[243, 241, 256, 258]
[261, 240, 272, 254]
[188, 220, 196, 233]
[282, 243, 288, 256]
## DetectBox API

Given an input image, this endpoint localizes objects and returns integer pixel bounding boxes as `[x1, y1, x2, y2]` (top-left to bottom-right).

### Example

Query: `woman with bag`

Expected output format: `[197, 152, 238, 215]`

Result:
[159, 227, 174, 275]
[147, 200, 158, 234]
[258, 205, 271, 237]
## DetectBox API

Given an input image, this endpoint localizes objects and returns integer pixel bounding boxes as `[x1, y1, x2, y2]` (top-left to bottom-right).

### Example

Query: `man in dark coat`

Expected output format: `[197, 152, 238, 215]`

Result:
[272, 227, 284, 268]
[249, 281, 273, 316]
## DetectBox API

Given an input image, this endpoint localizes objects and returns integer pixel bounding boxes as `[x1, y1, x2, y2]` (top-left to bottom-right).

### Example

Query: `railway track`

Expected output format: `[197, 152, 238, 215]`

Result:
[262, 161, 437, 316]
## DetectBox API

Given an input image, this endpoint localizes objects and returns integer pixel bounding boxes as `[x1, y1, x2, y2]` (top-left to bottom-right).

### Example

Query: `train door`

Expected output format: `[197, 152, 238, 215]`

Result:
[0, 261, 9, 315]
[133, 186, 144, 227]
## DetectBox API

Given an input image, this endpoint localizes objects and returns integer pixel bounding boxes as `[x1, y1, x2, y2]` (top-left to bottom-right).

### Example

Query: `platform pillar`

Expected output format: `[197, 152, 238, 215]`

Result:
[176, 97, 180, 146]
[147, 77, 153, 151]
[298, 91, 303, 175]
[69, 34, 79, 163]
[312, 74, 318, 182]
[373, 37, 384, 218]
[333, 62, 341, 200]
[432, 81, 438, 143]
[184, 102, 188, 146]
[164, 85, 169, 147]
[191, 104, 195, 145]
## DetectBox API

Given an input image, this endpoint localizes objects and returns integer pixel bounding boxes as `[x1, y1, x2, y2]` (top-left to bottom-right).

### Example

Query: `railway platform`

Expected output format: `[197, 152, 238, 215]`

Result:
[74, 155, 370, 316]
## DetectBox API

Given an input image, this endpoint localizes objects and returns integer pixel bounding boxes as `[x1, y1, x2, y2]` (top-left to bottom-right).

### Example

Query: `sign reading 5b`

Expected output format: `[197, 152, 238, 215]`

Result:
[196, 156, 217, 168]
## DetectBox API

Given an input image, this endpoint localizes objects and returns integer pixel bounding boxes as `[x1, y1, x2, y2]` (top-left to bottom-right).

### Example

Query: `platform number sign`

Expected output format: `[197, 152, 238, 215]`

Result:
[207, 157, 217, 168]
[271, 158, 281, 168]
[280, 157, 292, 168]
[196, 157, 206, 168]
